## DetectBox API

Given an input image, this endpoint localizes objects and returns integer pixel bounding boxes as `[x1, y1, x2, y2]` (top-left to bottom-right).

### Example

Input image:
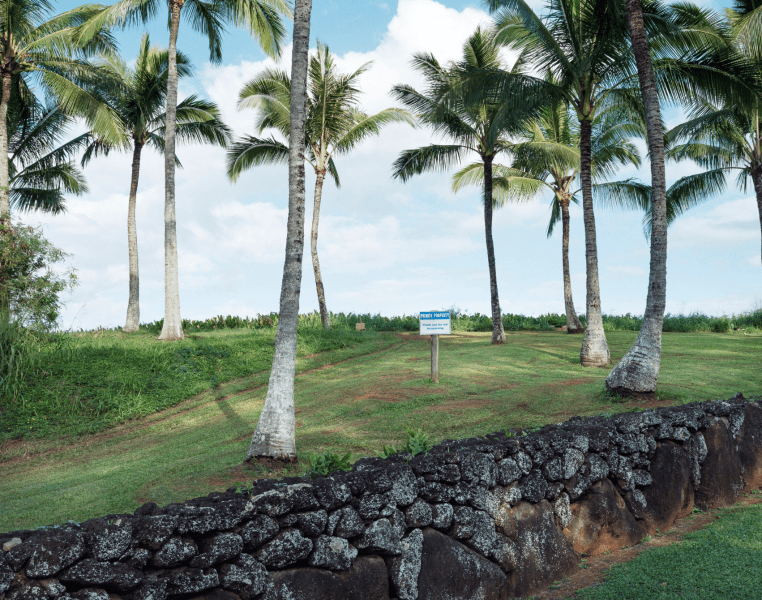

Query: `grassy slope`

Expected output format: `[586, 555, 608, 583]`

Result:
[0, 330, 759, 532]
[578, 503, 762, 600]
[1, 328, 391, 440]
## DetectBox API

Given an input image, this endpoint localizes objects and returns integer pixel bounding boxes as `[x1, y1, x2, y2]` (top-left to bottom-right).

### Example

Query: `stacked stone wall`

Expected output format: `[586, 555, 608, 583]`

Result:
[2, 394, 761, 600]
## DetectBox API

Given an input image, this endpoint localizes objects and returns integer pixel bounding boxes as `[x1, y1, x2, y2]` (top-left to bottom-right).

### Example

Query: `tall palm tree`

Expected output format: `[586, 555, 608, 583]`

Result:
[227, 42, 414, 329]
[246, 0, 312, 463]
[81, 35, 231, 332]
[0, 0, 119, 222]
[452, 100, 644, 334]
[8, 97, 89, 216]
[78, 0, 291, 341]
[392, 28, 541, 345]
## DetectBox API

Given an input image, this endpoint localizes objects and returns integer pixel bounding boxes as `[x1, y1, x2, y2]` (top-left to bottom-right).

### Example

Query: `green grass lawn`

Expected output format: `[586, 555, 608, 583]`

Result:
[0, 329, 759, 532]
[576, 502, 762, 600]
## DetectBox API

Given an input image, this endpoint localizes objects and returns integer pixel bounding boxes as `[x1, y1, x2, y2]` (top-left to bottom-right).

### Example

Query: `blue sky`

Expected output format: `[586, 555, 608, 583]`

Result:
[38, 0, 762, 330]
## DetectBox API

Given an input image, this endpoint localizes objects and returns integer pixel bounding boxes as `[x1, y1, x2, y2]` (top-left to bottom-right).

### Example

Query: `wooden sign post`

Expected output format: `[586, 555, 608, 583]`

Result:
[419, 311, 451, 383]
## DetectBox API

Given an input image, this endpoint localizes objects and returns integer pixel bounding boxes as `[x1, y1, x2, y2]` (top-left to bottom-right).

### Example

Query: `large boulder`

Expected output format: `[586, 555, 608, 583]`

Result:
[59, 559, 144, 591]
[508, 500, 579, 598]
[262, 556, 389, 600]
[14, 530, 87, 578]
[562, 478, 646, 556]
[417, 528, 509, 600]
[737, 403, 762, 491]
[695, 417, 744, 510]
[640, 441, 694, 532]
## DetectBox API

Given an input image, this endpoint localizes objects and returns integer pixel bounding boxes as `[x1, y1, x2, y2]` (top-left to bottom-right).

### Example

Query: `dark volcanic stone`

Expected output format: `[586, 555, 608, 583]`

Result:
[521, 470, 550, 503]
[60, 558, 144, 591]
[238, 515, 278, 551]
[542, 457, 564, 482]
[385, 529, 423, 600]
[82, 518, 132, 561]
[507, 500, 579, 598]
[120, 547, 151, 570]
[738, 402, 762, 491]
[355, 519, 402, 556]
[164, 568, 219, 596]
[312, 478, 351, 511]
[358, 494, 387, 520]
[417, 528, 508, 600]
[386, 465, 418, 506]
[70, 588, 110, 600]
[23, 530, 87, 578]
[132, 516, 178, 550]
[255, 530, 312, 569]
[430, 503, 453, 530]
[152, 537, 197, 568]
[0, 557, 14, 593]
[450, 507, 496, 556]
[6, 581, 48, 600]
[189, 533, 243, 568]
[404, 499, 433, 528]
[333, 508, 365, 539]
[418, 482, 455, 503]
[460, 453, 497, 488]
[128, 575, 168, 600]
[177, 500, 247, 534]
[262, 556, 389, 600]
[219, 555, 268, 600]
[562, 478, 646, 556]
[307, 536, 358, 571]
[497, 458, 521, 485]
[695, 417, 745, 510]
[295, 510, 327, 537]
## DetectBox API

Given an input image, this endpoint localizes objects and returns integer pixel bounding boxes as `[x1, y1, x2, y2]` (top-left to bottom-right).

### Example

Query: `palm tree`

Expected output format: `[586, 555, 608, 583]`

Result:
[392, 28, 540, 345]
[81, 35, 231, 332]
[452, 100, 643, 335]
[8, 97, 89, 216]
[77, 0, 291, 341]
[0, 0, 119, 222]
[246, 0, 312, 463]
[227, 42, 414, 329]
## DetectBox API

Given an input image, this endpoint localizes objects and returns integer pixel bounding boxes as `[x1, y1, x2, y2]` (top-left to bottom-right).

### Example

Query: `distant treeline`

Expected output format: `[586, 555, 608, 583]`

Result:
[136, 309, 762, 335]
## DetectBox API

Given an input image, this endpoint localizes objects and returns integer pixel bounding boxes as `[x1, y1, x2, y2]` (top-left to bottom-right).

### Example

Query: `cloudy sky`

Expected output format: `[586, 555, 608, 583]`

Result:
[39, 0, 762, 331]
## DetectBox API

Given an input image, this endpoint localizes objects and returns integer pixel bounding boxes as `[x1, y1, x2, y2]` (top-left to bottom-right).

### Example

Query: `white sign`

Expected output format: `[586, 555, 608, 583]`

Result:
[420, 311, 451, 335]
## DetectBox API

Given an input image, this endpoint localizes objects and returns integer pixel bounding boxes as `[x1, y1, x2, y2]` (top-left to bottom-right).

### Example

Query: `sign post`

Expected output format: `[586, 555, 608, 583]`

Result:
[419, 311, 451, 383]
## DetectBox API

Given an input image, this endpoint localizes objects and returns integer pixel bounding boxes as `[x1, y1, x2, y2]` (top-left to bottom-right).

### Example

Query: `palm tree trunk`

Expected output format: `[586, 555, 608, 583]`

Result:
[484, 157, 506, 344]
[752, 163, 762, 265]
[158, 0, 185, 341]
[311, 170, 330, 328]
[560, 196, 584, 333]
[247, 0, 312, 461]
[579, 119, 610, 366]
[0, 72, 12, 322]
[0, 72, 12, 220]
[605, 0, 668, 397]
[124, 141, 143, 333]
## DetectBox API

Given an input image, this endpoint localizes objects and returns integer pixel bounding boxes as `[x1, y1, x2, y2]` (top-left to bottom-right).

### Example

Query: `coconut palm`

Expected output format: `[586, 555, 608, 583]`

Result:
[8, 96, 89, 216]
[77, 0, 291, 341]
[0, 0, 119, 222]
[452, 100, 644, 335]
[246, 0, 312, 462]
[80, 35, 232, 332]
[392, 28, 545, 344]
[227, 42, 414, 329]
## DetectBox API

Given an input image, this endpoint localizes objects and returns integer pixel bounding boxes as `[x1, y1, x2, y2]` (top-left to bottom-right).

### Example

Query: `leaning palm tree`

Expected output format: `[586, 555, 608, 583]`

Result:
[77, 0, 291, 341]
[0, 0, 119, 222]
[392, 28, 543, 345]
[8, 97, 89, 216]
[452, 100, 644, 335]
[227, 42, 414, 329]
[81, 35, 231, 332]
[246, 0, 312, 463]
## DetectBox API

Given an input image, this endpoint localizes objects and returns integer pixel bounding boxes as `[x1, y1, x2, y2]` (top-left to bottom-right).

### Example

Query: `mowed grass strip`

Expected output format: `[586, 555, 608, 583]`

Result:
[576, 502, 762, 600]
[0, 330, 760, 531]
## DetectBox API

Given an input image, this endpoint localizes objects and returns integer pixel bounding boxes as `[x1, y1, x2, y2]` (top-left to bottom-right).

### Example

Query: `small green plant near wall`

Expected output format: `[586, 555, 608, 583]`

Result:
[306, 451, 352, 478]
[376, 426, 433, 459]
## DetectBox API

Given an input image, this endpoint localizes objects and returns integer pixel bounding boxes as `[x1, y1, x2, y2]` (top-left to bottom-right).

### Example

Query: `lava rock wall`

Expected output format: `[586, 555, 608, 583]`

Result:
[2, 394, 761, 600]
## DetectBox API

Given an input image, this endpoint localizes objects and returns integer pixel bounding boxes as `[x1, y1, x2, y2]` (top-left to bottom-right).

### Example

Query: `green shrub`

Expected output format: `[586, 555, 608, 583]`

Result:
[307, 450, 352, 478]
[400, 426, 432, 456]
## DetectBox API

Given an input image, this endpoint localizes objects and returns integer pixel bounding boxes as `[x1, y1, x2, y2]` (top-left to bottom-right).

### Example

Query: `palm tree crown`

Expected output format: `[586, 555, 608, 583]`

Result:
[392, 27, 542, 344]
[228, 41, 414, 328]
